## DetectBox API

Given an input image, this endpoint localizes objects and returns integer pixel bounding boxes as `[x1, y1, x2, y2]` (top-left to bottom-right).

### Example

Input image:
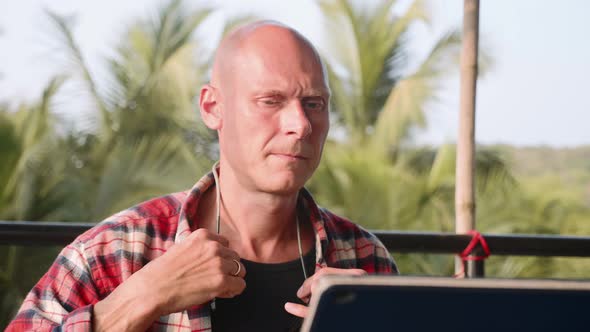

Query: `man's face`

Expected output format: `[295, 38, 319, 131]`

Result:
[217, 31, 330, 195]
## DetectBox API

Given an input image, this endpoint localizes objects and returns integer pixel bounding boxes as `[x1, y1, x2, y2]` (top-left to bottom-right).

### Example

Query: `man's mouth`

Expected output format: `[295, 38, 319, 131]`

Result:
[272, 153, 308, 160]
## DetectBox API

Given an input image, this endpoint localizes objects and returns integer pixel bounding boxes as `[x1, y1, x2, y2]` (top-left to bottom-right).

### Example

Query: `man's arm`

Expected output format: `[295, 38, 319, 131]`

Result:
[6, 241, 99, 331]
[372, 239, 398, 274]
[7, 229, 247, 332]
[92, 229, 247, 331]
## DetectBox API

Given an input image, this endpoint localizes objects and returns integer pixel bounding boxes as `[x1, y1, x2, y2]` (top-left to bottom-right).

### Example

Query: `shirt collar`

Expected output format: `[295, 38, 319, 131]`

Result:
[175, 168, 329, 268]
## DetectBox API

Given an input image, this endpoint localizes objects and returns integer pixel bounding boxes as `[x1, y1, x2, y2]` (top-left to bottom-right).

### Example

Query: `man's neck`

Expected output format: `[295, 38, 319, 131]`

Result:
[220, 190, 298, 261]
[199, 163, 313, 263]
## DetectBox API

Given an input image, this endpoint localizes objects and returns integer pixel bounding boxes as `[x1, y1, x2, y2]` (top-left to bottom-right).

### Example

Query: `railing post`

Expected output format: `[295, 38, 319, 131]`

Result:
[455, 0, 480, 276]
[465, 246, 485, 278]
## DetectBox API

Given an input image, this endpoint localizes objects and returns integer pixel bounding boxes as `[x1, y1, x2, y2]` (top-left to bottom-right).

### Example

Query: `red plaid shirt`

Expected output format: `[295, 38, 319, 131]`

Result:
[7, 171, 397, 331]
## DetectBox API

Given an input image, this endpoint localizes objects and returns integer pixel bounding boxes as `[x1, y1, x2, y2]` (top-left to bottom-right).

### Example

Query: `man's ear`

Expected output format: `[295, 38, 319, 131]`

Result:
[199, 84, 222, 130]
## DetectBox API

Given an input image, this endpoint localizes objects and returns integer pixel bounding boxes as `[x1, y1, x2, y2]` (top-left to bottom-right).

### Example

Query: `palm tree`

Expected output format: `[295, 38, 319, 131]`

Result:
[317, 0, 463, 151]
[308, 0, 516, 276]
[310, 0, 465, 228]
[45, 0, 218, 221]
[45, 0, 257, 220]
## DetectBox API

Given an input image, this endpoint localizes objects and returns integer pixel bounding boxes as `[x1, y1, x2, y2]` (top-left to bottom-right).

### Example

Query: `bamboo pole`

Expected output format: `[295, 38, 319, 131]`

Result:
[455, 0, 480, 276]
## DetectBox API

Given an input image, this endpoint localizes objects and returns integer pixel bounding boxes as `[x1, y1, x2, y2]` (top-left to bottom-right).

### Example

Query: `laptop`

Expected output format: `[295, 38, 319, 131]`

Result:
[300, 275, 590, 332]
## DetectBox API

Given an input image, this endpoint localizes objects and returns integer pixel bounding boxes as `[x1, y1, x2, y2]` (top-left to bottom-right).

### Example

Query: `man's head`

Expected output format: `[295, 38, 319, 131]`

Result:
[199, 21, 330, 195]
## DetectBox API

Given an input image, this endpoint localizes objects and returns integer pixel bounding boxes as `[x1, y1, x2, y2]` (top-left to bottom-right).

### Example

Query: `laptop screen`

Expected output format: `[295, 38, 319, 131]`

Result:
[301, 276, 590, 332]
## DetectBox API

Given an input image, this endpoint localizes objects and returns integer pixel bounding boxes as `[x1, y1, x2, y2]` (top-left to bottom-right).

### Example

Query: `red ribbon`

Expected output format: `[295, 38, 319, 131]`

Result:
[459, 230, 491, 261]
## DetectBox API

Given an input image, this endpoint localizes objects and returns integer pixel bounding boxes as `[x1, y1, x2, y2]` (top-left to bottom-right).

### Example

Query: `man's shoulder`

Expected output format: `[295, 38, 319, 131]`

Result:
[318, 207, 380, 243]
[318, 207, 396, 273]
[76, 191, 188, 247]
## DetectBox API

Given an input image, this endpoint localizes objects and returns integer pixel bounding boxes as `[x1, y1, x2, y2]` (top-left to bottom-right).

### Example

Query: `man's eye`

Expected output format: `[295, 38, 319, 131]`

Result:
[260, 98, 281, 106]
[302, 98, 326, 111]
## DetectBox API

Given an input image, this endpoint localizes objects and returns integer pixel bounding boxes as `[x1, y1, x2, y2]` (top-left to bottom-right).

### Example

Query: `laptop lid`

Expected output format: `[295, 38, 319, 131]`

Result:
[300, 276, 590, 332]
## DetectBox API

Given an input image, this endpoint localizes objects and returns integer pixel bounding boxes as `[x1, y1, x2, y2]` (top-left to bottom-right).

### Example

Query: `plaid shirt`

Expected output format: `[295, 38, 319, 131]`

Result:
[8, 171, 397, 331]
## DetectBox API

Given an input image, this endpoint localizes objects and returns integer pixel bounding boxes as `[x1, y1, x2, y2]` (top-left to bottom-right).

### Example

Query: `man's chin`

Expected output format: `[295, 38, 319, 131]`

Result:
[259, 174, 309, 196]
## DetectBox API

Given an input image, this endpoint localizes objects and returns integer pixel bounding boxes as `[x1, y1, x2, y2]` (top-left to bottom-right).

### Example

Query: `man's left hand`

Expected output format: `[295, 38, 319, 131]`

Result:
[284, 267, 367, 318]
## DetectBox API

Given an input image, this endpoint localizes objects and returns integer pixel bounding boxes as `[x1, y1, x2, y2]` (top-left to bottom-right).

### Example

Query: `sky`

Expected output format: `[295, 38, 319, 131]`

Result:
[1, 0, 589, 147]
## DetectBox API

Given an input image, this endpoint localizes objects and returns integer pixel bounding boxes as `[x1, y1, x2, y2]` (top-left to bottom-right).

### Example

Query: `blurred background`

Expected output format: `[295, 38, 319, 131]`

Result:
[1, 0, 590, 326]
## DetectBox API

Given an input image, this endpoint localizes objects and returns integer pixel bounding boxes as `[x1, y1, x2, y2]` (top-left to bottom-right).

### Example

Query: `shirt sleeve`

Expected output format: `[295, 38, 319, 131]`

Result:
[372, 238, 399, 274]
[6, 240, 100, 332]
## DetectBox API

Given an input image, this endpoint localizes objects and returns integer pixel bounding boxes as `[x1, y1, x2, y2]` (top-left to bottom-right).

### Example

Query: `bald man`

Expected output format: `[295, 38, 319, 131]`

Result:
[7, 21, 397, 332]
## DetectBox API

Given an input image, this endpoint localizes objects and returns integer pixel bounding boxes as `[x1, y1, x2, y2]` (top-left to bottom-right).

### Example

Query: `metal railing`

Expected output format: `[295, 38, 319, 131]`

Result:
[2, 221, 590, 278]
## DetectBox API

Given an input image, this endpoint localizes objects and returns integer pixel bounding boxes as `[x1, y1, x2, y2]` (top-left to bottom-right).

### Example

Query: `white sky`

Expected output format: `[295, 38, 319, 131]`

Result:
[1, 0, 589, 147]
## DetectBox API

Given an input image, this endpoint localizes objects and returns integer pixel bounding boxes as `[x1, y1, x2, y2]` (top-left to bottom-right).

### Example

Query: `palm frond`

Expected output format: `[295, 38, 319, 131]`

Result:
[46, 10, 111, 132]
[129, 2, 212, 102]
[372, 29, 462, 153]
[89, 135, 208, 220]
[0, 77, 69, 220]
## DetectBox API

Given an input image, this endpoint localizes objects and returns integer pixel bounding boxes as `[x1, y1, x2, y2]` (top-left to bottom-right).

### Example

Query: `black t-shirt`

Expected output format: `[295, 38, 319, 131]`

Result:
[211, 248, 316, 332]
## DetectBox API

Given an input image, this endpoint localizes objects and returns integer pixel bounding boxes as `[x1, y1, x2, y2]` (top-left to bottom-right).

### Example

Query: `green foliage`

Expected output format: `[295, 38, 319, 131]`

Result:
[0, 78, 77, 324]
[42, 2, 217, 222]
[312, 0, 590, 278]
[0, 77, 69, 221]
[318, 0, 463, 151]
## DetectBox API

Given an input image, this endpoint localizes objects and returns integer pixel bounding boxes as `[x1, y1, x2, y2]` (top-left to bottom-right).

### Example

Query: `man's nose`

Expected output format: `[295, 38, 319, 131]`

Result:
[281, 99, 312, 139]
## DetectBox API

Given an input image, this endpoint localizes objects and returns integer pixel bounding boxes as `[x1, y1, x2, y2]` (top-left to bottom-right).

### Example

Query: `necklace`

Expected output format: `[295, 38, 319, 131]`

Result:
[211, 162, 308, 279]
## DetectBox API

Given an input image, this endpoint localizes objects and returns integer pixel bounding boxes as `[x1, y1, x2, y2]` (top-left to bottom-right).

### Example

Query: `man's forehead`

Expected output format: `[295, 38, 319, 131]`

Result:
[250, 86, 331, 97]
[211, 21, 328, 88]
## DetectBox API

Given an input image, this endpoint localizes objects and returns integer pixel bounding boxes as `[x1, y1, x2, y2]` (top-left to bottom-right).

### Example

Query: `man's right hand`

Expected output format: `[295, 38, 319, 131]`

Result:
[93, 228, 246, 331]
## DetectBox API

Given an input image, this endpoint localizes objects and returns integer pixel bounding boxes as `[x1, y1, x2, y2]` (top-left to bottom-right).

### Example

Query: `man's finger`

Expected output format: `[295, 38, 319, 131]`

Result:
[296, 268, 367, 299]
[296, 276, 314, 300]
[216, 276, 246, 298]
[222, 258, 246, 278]
[284, 302, 308, 318]
[217, 246, 241, 261]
